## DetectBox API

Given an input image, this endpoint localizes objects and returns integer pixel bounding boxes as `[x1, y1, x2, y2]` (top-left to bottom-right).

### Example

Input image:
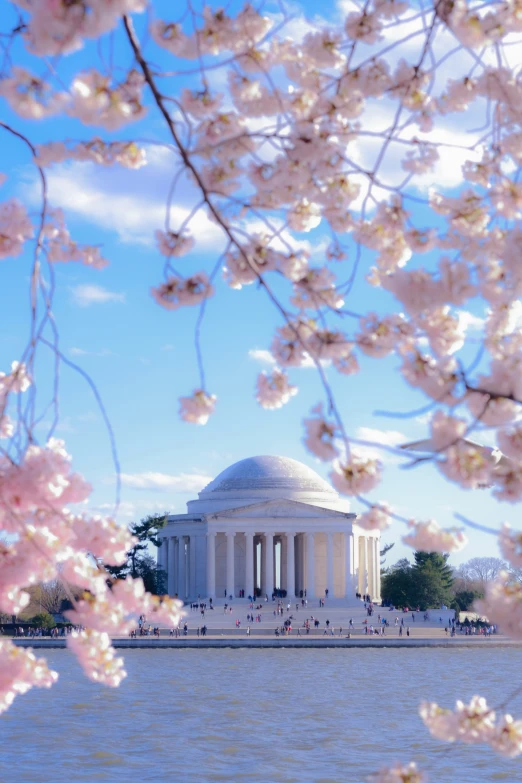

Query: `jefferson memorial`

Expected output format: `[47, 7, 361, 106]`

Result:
[157, 456, 381, 604]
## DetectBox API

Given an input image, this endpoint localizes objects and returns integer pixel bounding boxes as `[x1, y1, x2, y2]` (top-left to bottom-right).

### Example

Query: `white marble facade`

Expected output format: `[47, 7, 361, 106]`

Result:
[157, 456, 381, 603]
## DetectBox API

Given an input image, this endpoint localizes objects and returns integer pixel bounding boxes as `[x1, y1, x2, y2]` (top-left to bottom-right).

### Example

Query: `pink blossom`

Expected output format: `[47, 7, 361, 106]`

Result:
[180, 88, 223, 118]
[291, 268, 344, 311]
[498, 524, 522, 569]
[357, 313, 414, 359]
[402, 143, 439, 175]
[430, 410, 466, 451]
[0, 67, 68, 118]
[302, 30, 345, 68]
[271, 322, 314, 368]
[475, 572, 522, 638]
[438, 441, 493, 489]
[369, 761, 427, 783]
[151, 273, 214, 311]
[400, 352, 459, 404]
[256, 368, 298, 410]
[420, 696, 495, 744]
[14, 0, 146, 55]
[35, 140, 146, 169]
[0, 640, 58, 714]
[179, 389, 216, 425]
[402, 520, 468, 553]
[330, 455, 382, 495]
[345, 11, 383, 44]
[150, 20, 198, 59]
[70, 515, 136, 566]
[357, 505, 391, 532]
[493, 462, 522, 503]
[0, 199, 34, 259]
[67, 630, 126, 687]
[303, 405, 339, 461]
[69, 70, 146, 130]
[489, 714, 522, 758]
[155, 230, 195, 258]
[498, 426, 522, 462]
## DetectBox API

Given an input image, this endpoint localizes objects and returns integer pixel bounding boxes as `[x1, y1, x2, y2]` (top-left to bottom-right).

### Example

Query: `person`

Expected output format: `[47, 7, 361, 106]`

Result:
[399, 625, 403, 636]
[406, 627, 410, 637]
[246, 626, 250, 636]
[349, 618, 353, 629]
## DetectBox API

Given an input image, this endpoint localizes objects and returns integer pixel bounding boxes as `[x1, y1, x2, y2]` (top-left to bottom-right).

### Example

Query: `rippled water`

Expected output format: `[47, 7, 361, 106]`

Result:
[1, 648, 522, 783]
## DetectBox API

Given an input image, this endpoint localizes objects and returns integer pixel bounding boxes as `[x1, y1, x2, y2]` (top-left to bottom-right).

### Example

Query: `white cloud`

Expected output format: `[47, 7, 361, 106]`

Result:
[120, 471, 212, 492]
[70, 346, 114, 357]
[248, 348, 276, 366]
[457, 311, 484, 334]
[25, 151, 225, 249]
[71, 284, 125, 307]
[352, 426, 407, 463]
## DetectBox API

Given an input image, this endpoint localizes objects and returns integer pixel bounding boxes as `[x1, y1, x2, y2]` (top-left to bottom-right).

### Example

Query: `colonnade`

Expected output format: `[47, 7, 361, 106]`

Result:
[158, 529, 380, 602]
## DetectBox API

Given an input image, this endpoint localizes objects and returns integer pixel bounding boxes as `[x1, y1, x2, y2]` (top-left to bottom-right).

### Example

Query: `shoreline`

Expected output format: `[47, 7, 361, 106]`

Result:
[10, 637, 521, 650]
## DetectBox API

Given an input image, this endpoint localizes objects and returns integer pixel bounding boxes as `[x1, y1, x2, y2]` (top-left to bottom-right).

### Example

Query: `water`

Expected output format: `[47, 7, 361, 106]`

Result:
[1, 648, 522, 783]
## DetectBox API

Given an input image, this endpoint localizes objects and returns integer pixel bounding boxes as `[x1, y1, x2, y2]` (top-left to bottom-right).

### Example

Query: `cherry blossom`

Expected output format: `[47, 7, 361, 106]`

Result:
[34, 140, 147, 169]
[475, 572, 522, 638]
[256, 368, 298, 410]
[420, 696, 495, 744]
[330, 455, 382, 495]
[368, 761, 427, 783]
[303, 405, 339, 461]
[67, 630, 126, 687]
[179, 390, 217, 425]
[69, 70, 147, 130]
[498, 524, 522, 569]
[402, 520, 468, 553]
[0, 200, 34, 259]
[357, 504, 392, 532]
[155, 230, 195, 258]
[151, 273, 214, 311]
[0, 641, 58, 714]
[0, 67, 68, 119]
[489, 714, 522, 758]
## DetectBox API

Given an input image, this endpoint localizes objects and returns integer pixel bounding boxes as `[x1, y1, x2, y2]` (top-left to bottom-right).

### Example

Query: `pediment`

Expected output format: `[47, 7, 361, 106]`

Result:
[206, 499, 355, 520]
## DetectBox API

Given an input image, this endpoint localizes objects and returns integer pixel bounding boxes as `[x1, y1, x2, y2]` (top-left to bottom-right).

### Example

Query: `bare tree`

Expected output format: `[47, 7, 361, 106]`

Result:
[36, 581, 68, 615]
[458, 558, 507, 585]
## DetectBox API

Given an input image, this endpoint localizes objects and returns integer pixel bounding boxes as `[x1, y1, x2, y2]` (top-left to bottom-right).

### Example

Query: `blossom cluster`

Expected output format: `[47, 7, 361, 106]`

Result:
[420, 696, 522, 758]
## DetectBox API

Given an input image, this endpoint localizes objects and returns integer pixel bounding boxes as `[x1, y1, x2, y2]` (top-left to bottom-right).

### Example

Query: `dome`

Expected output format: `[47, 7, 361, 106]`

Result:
[202, 455, 335, 495]
[187, 455, 347, 514]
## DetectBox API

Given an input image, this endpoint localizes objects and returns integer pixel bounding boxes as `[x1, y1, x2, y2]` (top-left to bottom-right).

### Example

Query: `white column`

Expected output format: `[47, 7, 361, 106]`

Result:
[245, 532, 254, 597]
[226, 531, 235, 598]
[306, 532, 315, 599]
[373, 538, 380, 601]
[167, 537, 176, 597]
[189, 535, 196, 599]
[178, 536, 186, 599]
[286, 532, 295, 598]
[344, 532, 352, 599]
[363, 537, 368, 595]
[265, 532, 274, 597]
[376, 538, 382, 602]
[326, 532, 334, 597]
[207, 532, 216, 599]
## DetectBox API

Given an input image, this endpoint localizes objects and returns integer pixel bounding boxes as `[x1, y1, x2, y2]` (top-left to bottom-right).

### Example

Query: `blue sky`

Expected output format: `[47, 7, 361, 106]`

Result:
[0, 0, 516, 567]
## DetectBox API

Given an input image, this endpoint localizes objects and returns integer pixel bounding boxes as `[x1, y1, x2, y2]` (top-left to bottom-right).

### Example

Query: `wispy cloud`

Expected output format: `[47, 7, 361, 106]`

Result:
[70, 346, 114, 357]
[248, 348, 276, 366]
[71, 284, 125, 307]
[247, 348, 324, 370]
[25, 149, 225, 248]
[352, 426, 407, 463]
[120, 471, 212, 492]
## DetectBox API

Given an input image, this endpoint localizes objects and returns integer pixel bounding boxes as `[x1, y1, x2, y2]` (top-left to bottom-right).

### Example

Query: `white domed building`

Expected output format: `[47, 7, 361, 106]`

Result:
[157, 456, 381, 604]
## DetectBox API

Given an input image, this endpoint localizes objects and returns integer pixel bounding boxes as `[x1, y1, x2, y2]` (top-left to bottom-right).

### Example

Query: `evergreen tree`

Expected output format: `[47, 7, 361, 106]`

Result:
[105, 513, 168, 595]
